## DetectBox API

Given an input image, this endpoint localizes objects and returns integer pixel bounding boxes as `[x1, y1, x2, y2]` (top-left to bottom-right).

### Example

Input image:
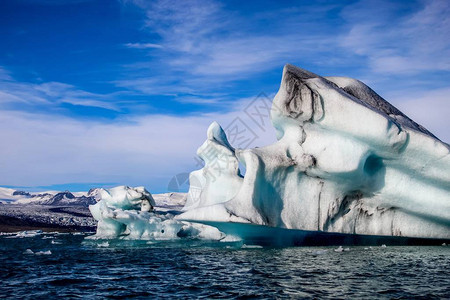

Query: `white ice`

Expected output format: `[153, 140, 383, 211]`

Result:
[23, 249, 52, 255]
[87, 64, 449, 242]
[88, 185, 224, 240]
[7, 230, 43, 238]
[177, 64, 450, 240]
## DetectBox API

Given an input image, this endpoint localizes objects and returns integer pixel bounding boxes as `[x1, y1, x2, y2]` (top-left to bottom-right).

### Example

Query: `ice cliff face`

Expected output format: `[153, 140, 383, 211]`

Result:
[178, 64, 450, 239]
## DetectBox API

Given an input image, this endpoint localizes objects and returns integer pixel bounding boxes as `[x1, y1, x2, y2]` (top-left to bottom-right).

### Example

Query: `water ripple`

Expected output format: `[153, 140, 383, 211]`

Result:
[0, 235, 449, 298]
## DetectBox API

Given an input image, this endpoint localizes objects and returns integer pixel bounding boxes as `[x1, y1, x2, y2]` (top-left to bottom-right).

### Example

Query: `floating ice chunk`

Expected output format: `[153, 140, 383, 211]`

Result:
[25, 249, 52, 255]
[334, 246, 344, 252]
[97, 241, 109, 247]
[89, 186, 156, 238]
[241, 244, 263, 249]
[8, 230, 43, 238]
[178, 64, 450, 241]
[88, 185, 225, 241]
[311, 249, 328, 255]
[51, 240, 62, 244]
[381, 244, 387, 248]
[442, 243, 447, 246]
[220, 235, 243, 243]
[18, 230, 43, 237]
[0, 232, 15, 236]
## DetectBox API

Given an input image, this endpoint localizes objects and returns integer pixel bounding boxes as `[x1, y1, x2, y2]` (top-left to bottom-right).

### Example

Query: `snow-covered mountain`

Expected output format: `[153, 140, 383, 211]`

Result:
[0, 187, 98, 206]
[0, 187, 187, 208]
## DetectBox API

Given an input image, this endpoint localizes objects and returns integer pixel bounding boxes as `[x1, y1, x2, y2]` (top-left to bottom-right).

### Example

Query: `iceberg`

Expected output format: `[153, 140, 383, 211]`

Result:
[178, 64, 450, 240]
[87, 64, 449, 245]
[88, 186, 224, 240]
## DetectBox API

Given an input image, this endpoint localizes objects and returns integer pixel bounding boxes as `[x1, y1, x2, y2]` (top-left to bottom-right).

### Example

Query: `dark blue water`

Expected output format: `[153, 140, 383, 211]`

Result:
[1, 232, 449, 299]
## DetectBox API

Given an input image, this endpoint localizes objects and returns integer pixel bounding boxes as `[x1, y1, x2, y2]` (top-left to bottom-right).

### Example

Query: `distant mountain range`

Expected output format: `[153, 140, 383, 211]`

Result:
[0, 187, 187, 208]
[0, 187, 99, 207]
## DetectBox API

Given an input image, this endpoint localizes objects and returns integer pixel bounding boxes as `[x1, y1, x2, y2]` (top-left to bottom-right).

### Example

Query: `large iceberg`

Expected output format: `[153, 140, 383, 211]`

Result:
[178, 64, 450, 240]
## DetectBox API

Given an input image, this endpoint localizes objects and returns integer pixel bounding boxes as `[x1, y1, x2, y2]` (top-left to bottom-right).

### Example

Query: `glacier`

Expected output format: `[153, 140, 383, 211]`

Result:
[178, 64, 450, 240]
[88, 64, 449, 244]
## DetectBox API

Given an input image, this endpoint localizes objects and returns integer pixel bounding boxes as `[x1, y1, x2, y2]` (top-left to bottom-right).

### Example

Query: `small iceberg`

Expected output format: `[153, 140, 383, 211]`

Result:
[241, 244, 263, 249]
[334, 246, 349, 252]
[97, 241, 109, 248]
[220, 235, 243, 243]
[88, 186, 225, 241]
[23, 249, 52, 255]
[334, 246, 344, 252]
[311, 249, 328, 256]
[8, 230, 43, 238]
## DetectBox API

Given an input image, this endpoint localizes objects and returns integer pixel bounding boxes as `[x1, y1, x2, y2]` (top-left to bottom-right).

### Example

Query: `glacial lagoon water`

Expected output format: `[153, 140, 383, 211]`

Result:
[0, 232, 449, 299]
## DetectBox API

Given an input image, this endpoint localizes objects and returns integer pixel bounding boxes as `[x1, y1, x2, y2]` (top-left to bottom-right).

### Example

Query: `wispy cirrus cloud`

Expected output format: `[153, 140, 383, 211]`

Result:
[138, 0, 339, 76]
[15, 0, 93, 5]
[118, 0, 340, 97]
[0, 67, 121, 112]
[122, 0, 449, 88]
[340, 0, 450, 74]
[0, 67, 12, 81]
[124, 42, 163, 49]
[0, 95, 277, 191]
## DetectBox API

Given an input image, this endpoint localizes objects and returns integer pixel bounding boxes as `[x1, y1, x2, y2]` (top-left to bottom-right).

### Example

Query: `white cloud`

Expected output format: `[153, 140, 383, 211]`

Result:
[119, 0, 337, 93]
[124, 43, 163, 49]
[341, 0, 450, 74]
[0, 69, 120, 111]
[0, 97, 277, 190]
[388, 87, 450, 143]
[18, 0, 93, 5]
[0, 67, 12, 81]
[188, 36, 311, 76]
[114, 76, 191, 96]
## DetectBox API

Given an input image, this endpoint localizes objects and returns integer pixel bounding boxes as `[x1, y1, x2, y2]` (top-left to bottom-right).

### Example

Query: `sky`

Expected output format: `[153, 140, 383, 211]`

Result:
[0, 0, 449, 192]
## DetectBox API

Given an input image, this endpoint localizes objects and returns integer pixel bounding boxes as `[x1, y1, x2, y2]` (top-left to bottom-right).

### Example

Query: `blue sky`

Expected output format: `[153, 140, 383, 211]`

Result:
[0, 0, 449, 192]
